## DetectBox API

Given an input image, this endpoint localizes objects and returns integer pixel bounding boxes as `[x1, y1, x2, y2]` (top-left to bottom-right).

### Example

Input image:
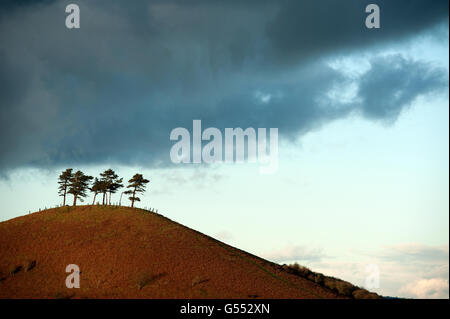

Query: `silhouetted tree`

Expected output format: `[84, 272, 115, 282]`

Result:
[100, 169, 123, 205]
[109, 178, 123, 205]
[90, 178, 105, 205]
[68, 170, 93, 206]
[101, 183, 108, 205]
[58, 168, 73, 206]
[125, 174, 150, 208]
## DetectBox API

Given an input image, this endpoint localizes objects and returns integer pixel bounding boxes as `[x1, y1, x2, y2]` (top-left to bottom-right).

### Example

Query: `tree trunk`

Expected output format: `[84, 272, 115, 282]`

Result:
[73, 194, 77, 206]
[119, 192, 123, 206]
[63, 188, 66, 206]
[92, 193, 97, 205]
[109, 191, 112, 205]
[102, 192, 105, 205]
[131, 188, 136, 208]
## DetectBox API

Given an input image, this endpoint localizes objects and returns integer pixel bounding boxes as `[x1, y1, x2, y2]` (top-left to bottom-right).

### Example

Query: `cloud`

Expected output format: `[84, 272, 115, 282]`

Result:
[378, 243, 449, 263]
[263, 245, 326, 263]
[0, 0, 448, 173]
[372, 244, 449, 298]
[357, 55, 448, 121]
[399, 278, 449, 299]
[266, 0, 449, 63]
[303, 243, 449, 298]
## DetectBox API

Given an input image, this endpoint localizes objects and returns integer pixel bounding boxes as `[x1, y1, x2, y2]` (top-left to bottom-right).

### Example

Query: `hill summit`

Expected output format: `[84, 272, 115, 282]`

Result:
[0, 206, 379, 299]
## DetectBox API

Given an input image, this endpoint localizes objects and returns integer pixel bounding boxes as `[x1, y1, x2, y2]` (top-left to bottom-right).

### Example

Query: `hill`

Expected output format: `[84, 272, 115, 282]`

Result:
[0, 206, 379, 299]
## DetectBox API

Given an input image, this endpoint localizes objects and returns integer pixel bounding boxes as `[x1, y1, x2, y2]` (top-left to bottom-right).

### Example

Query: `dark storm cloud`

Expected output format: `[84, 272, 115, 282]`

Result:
[358, 55, 448, 120]
[266, 0, 449, 63]
[0, 0, 448, 172]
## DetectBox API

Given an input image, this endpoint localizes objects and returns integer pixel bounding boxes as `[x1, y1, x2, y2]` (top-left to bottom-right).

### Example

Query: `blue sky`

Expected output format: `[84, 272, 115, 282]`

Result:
[0, 0, 448, 298]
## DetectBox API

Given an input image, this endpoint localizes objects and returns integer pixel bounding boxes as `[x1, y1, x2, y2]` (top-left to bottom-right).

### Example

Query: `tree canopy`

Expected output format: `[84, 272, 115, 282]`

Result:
[58, 168, 73, 206]
[58, 169, 149, 208]
[125, 174, 150, 208]
[67, 170, 93, 206]
[100, 169, 123, 205]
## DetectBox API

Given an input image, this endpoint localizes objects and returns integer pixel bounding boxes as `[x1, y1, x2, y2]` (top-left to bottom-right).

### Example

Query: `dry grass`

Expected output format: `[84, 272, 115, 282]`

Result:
[0, 205, 363, 298]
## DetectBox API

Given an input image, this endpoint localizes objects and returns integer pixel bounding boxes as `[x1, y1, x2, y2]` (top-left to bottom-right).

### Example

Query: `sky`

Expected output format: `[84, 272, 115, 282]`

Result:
[0, 0, 449, 298]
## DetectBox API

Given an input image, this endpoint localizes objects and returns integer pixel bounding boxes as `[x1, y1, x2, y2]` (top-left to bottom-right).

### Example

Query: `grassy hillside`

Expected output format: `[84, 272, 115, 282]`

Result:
[0, 206, 379, 299]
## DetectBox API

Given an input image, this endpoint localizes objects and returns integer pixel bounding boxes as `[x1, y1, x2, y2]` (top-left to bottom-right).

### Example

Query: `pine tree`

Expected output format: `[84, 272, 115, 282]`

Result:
[101, 183, 108, 205]
[58, 168, 73, 206]
[125, 174, 150, 208]
[90, 178, 105, 205]
[100, 169, 123, 205]
[109, 177, 123, 205]
[68, 170, 93, 206]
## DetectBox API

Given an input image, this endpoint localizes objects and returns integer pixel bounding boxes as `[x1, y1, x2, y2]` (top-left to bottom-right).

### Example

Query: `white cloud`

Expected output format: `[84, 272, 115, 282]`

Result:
[399, 278, 449, 299]
[379, 243, 449, 263]
[263, 242, 449, 298]
[262, 245, 326, 263]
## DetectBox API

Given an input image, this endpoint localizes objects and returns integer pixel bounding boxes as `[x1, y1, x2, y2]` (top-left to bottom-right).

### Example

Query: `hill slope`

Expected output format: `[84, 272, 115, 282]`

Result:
[0, 206, 378, 299]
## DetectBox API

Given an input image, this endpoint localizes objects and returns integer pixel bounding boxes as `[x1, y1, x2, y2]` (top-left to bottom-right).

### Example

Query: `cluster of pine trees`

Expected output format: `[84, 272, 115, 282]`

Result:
[58, 169, 150, 208]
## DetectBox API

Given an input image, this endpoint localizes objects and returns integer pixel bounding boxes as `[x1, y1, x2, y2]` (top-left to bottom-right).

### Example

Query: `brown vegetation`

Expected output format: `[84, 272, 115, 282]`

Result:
[0, 206, 378, 299]
[285, 263, 380, 299]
